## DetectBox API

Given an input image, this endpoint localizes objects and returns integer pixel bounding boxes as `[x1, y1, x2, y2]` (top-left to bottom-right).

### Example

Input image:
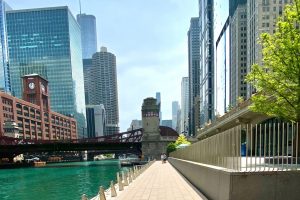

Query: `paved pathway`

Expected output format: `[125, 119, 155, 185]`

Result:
[110, 161, 207, 200]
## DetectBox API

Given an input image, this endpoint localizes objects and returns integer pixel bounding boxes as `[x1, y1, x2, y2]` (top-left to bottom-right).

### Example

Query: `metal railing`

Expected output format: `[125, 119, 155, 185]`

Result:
[171, 122, 299, 172]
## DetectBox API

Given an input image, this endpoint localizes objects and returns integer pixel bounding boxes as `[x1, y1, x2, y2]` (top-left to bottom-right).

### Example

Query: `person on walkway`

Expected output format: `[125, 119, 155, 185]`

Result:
[163, 154, 167, 163]
[161, 154, 164, 164]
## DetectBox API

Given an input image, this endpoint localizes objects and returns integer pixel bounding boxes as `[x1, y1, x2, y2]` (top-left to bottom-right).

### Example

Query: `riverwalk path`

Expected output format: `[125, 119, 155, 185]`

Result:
[108, 161, 207, 200]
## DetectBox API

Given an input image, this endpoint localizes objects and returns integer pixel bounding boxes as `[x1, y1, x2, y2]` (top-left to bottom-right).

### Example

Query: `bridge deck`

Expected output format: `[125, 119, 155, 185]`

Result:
[110, 161, 207, 200]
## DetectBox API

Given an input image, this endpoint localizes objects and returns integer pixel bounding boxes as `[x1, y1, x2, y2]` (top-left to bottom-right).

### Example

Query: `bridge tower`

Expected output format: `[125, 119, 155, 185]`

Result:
[141, 97, 164, 160]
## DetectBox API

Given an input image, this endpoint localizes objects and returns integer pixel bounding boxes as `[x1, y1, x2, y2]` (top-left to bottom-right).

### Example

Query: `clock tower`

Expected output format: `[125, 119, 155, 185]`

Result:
[22, 74, 50, 112]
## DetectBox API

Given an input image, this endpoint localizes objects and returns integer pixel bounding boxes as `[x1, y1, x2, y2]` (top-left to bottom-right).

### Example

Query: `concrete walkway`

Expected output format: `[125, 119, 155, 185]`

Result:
[110, 161, 207, 200]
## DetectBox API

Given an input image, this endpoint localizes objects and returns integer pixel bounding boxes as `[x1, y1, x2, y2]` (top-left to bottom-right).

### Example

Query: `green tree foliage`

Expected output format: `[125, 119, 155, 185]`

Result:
[246, 0, 300, 122]
[175, 134, 191, 146]
[166, 142, 177, 154]
[166, 134, 191, 155]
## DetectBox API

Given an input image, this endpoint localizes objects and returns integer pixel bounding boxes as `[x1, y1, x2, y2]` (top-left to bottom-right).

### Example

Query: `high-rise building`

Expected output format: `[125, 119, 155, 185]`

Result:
[181, 77, 189, 135]
[214, 0, 231, 117]
[127, 119, 142, 131]
[172, 101, 179, 130]
[155, 92, 162, 125]
[187, 17, 200, 136]
[162, 120, 172, 128]
[76, 13, 97, 59]
[230, 0, 247, 107]
[6, 6, 86, 138]
[176, 108, 181, 133]
[246, 0, 290, 98]
[86, 47, 119, 135]
[83, 58, 93, 104]
[86, 104, 106, 138]
[199, 0, 214, 127]
[0, 0, 11, 92]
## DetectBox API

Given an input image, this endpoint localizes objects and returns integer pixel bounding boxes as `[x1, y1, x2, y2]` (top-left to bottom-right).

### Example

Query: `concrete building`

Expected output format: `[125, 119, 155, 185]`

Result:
[86, 47, 119, 135]
[181, 77, 189, 135]
[155, 92, 162, 125]
[0, 0, 11, 92]
[246, 0, 291, 98]
[6, 6, 86, 138]
[76, 13, 97, 59]
[187, 17, 200, 136]
[127, 119, 142, 131]
[176, 108, 181, 133]
[162, 120, 172, 129]
[0, 74, 77, 139]
[172, 101, 179, 130]
[86, 104, 106, 138]
[230, 1, 247, 107]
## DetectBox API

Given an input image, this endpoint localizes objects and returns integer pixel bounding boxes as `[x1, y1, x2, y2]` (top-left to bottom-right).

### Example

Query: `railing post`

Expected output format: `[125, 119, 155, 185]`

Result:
[110, 180, 117, 197]
[122, 171, 128, 186]
[98, 186, 106, 200]
[117, 172, 124, 191]
[132, 167, 136, 180]
[128, 169, 132, 183]
[81, 194, 88, 200]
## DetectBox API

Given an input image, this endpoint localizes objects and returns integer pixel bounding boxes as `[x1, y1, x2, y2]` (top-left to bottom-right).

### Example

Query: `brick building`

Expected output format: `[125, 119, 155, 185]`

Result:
[0, 74, 77, 140]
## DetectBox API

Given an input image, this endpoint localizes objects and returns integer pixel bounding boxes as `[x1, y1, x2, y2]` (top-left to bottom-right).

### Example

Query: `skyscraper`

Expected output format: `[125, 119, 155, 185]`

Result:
[86, 104, 106, 138]
[76, 13, 97, 59]
[86, 47, 119, 135]
[246, 0, 290, 98]
[199, 0, 214, 127]
[156, 92, 162, 124]
[214, 0, 230, 117]
[0, 0, 11, 92]
[83, 58, 93, 104]
[172, 101, 179, 130]
[187, 17, 200, 136]
[181, 77, 189, 135]
[230, 0, 247, 107]
[6, 6, 86, 137]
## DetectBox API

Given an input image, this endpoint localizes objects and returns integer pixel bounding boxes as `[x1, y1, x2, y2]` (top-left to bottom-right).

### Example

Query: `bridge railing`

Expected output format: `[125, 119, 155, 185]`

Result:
[0, 128, 143, 145]
[171, 122, 299, 172]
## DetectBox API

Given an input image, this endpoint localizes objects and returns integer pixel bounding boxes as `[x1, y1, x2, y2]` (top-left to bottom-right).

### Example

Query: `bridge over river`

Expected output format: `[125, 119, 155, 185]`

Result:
[0, 128, 143, 159]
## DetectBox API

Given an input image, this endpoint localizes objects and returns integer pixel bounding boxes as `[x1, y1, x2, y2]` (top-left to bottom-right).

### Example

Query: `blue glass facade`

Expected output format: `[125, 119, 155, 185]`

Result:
[214, 0, 230, 116]
[6, 7, 86, 137]
[215, 22, 230, 116]
[76, 14, 97, 59]
[199, 0, 214, 126]
[0, 0, 11, 92]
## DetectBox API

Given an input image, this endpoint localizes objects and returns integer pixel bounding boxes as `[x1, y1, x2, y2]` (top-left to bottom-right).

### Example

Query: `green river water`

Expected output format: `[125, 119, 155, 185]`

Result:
[0, 160, 128, 200]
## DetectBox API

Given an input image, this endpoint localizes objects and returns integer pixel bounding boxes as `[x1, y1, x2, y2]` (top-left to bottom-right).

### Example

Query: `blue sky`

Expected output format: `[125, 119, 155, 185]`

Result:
[6, 0, 198, 131]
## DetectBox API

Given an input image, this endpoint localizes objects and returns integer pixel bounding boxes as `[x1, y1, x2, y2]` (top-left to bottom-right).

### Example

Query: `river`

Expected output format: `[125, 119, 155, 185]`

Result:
[0, 160, 127, 200]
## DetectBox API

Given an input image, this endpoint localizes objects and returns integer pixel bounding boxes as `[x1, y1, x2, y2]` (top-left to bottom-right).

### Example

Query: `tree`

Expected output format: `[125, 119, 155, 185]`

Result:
[166, 134, 191, 155]
[166, 142, 177, 154]
[175, 134, 191, 146]
[246, 0, 300, 123]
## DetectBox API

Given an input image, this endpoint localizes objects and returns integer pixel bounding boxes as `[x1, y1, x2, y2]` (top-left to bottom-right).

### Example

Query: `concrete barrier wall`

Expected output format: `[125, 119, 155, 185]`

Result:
[169, 157, 300, 200]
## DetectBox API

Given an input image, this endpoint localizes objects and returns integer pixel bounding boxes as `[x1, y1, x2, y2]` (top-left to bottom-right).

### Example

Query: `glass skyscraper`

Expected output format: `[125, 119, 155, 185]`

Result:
[199, 0, 214, 127]
[6, 6, 86, 137]
[77, 13, 97, 59]
[0, 0, 11, 92]
[188, 17, 200, 135]
[214, 0, 230, 116]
